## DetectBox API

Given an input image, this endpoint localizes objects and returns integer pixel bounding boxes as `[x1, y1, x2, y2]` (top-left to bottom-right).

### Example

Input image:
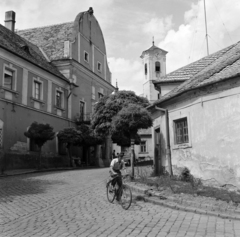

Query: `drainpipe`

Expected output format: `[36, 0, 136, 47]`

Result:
[155, 106, 173, 176]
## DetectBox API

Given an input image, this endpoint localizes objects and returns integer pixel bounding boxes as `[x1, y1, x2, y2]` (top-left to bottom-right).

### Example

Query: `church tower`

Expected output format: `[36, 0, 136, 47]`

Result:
[140, 40, 168, 103]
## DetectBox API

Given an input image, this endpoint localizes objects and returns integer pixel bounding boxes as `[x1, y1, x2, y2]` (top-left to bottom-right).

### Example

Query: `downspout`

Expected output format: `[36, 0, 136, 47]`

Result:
[154, 106, 173, 176]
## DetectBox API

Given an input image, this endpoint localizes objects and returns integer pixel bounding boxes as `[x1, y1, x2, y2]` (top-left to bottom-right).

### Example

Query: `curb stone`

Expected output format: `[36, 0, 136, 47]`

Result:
[128, 183, 240, 220]
[0, 166, 98, 178]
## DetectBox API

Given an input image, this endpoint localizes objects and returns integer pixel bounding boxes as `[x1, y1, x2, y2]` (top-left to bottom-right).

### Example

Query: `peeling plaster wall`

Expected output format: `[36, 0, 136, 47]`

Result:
[156, 77, 240, 187]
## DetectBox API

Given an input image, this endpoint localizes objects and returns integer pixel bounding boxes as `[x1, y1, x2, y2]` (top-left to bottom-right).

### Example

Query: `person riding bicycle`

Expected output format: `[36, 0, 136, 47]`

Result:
[109, 152, 125, 201]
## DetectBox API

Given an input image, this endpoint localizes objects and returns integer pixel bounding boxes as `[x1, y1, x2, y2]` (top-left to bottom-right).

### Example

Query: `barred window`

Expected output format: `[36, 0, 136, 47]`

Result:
[174, 118, 189, 144]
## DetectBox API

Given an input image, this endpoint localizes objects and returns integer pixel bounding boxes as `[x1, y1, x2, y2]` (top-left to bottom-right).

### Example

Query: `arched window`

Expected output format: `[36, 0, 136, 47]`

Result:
[155, 61, 160, 72]
[145, 63, 147, 75]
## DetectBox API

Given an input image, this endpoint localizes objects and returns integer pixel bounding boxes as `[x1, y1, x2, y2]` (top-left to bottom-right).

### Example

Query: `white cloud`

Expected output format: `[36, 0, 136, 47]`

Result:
[142, 16, 173, 41]
[108, 57, 143, 95]
[159, 0, 240, 73]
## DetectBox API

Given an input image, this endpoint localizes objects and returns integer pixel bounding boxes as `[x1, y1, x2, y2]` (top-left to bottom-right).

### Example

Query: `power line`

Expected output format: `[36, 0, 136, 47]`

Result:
[188, 16, 199, 64]
[212, 0, 233, 44]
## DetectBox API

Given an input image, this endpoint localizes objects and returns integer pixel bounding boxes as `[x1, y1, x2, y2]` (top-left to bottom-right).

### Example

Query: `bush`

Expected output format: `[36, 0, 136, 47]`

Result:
[180, 167, 192, 182]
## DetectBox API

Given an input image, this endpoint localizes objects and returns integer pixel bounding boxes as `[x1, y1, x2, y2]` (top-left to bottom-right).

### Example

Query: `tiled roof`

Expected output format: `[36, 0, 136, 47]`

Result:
[150, 41, 240, 108]
[0, 24, 67, 80]
[17, 22, 74, 61]
[154, 43, 236, 83]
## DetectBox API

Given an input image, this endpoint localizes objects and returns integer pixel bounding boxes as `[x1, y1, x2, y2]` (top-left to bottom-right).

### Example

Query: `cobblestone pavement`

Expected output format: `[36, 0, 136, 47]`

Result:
[0, 168, 240, 237]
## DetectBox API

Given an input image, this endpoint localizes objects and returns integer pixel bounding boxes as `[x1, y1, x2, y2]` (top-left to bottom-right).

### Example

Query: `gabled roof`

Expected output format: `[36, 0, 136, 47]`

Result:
[149, 41, 240, 108]
[17, 22, 74, 61]
[0, 24, 67, 81]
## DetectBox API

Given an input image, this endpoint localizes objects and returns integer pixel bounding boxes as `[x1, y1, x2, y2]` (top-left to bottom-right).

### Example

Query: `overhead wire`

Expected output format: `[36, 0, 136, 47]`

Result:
[188, 16, 199, 64]
[212, 0, 233, 44]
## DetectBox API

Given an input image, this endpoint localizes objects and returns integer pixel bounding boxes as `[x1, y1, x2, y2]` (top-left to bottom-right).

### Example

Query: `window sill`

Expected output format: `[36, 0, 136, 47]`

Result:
[139, 152, 148, 154]
[30, 97, 45, 105]
[54, 105, 65, 112]
[0, 86, 19, 97]
[172, 143, 192, 150]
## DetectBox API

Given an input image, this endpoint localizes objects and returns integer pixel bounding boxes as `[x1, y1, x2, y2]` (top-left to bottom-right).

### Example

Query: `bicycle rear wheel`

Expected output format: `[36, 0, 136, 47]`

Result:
[106, 182, 116, 203]
[120, 185, 132, 210]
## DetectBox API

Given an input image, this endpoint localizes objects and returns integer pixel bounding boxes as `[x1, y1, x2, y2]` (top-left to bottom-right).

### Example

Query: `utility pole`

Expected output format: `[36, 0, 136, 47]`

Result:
[204, 0, 209, 55]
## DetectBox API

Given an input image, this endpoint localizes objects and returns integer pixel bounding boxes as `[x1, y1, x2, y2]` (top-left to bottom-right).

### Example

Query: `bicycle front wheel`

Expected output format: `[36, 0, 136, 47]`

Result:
[106, 182, 116, 203]
[120, 185, 132, 210]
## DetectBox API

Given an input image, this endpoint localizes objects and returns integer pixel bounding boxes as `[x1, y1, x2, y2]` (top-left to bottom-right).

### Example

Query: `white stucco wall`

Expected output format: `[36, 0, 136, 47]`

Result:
[153, 79, 240, 187]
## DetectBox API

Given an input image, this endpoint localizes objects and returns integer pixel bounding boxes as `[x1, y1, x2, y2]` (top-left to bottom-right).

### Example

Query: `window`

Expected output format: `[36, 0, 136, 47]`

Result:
[56, 91, 62, 108]
[145, 63, 147, 75]
[80, 101, 85, 120]
[155, 61, 160, 72]
[174, 118, 189, 144]
[97, 62, 102, 72]
[140, 141, 147, 153]
[98, 92, 103, 99]
[92, 86, 95, 100]
[4, 69, 13, 90]
[34, 81, 41, 100]
[84, 51, 89, 62]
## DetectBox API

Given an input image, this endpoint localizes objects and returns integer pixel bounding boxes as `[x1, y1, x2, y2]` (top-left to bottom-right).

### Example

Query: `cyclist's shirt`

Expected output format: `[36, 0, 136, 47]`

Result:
[110, 158, 124, 172]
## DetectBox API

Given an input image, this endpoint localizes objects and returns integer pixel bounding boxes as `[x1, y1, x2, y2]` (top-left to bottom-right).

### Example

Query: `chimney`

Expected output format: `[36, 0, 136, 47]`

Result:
[5, 11, 16, 32]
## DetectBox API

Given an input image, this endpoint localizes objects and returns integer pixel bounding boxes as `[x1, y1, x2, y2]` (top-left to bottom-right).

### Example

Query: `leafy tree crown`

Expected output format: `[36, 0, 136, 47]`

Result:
[24, 122, 55, 148]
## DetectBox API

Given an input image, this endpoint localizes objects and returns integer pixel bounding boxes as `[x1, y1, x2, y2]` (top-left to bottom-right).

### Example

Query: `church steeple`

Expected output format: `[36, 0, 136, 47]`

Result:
[140, 41, 168, 102]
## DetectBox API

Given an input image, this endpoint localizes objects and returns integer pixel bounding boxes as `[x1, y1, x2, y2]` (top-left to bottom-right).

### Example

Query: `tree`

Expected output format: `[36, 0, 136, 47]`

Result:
[112, 104, 153, 177]
[57, 127, 83, 167]
[111, 131, 141, 147]
[91, 91, 152, 178]
[24, 122, 55, 169]
[76, 124, 103, 166]
[91, 90, 150, 137]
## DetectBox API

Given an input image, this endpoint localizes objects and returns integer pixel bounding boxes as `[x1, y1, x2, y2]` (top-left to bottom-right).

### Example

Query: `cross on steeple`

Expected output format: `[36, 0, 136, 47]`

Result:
[152, 36, 154, 46]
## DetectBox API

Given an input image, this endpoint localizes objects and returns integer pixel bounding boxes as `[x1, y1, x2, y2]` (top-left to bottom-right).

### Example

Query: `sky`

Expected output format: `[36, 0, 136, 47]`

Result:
[1, 0, 240, 95]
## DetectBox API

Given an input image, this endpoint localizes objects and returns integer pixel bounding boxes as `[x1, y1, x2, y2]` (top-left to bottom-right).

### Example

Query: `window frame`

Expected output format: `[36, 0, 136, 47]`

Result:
[144, 63, 147, 75]
[92, 86, 95, 100]
[155, 61, 161, 73]
[84, 51, 89, 63]
[32, 77, 43, 101]
[55, 88, 64, 109]
[79, 100, 85, 121]
[97, 61, 102, 72]
[140, 140, 147, 153]
[2, 64, 17, 92]
[172, 112, 192, 149]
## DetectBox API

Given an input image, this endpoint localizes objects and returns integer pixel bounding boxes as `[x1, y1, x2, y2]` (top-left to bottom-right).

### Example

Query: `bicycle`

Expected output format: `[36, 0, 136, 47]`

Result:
[106, 173, 132, 210]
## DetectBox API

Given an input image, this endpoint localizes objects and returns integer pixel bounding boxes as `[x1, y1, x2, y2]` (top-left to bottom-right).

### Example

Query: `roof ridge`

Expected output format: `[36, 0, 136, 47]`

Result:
[17, 21, 74, 32]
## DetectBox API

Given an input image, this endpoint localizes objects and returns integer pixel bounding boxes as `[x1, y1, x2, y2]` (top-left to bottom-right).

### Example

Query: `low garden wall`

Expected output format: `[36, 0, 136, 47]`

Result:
[0, 152, 70, 171]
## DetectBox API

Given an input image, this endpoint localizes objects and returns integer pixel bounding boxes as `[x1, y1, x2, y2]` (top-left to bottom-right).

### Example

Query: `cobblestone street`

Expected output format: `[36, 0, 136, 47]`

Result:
[0, 168, 240, 237]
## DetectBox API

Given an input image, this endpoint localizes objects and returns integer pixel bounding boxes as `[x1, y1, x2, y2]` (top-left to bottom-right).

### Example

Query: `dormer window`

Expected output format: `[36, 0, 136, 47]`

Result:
[84, 51, 89, 62]
[145, 63, 147, 75]
[155, 61, 160, 72]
